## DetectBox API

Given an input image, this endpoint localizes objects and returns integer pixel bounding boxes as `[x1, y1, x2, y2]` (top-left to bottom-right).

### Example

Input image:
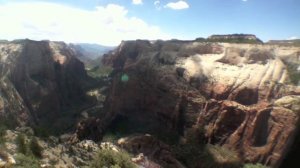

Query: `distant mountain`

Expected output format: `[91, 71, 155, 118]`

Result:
[69, 43, 115, 60]
[195, 34, 263, 44]
[267, 39, 300, 46]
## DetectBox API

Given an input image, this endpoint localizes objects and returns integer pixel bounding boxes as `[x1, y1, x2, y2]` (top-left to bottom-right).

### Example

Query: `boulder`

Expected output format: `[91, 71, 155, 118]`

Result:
[0, 151, 15, 168]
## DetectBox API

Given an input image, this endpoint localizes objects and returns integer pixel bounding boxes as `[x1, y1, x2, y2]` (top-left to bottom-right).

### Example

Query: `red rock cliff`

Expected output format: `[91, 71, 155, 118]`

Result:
[100, 39, 300, 167]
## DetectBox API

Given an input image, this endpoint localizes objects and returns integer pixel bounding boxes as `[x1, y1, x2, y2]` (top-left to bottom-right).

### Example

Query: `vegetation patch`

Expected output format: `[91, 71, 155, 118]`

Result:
[105, 114, 180, 145]
[206, 144, 241, 167]
[88, 65, 113, 79]
[172, 126, 241, 168]
[14, 133, 43, 167]
[243, 163, 269, 168]
[286, 63, 300, 85]
[208, 38, 261, 44]
[195, 35, 262, 44]
[14, 153, 40, 168]
[90, 148, 136, 168]
[32, 126, 50, 138]
[16, 134, 28, 154]
[174, 143, 241, 168]
[30, 137, 43, 158]
[0, 123, 7, 144]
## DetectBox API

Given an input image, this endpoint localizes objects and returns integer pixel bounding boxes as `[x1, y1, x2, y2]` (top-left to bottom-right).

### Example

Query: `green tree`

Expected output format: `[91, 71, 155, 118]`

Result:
[16, 134, 28, 154]
[30, 137, 43, 158]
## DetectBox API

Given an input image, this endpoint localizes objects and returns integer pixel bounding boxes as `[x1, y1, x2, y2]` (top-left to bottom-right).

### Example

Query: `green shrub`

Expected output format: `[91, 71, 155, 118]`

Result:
[286, 63, 300, 85]
[173, 143, 204, 168]
[33, 125, 50, 138]
[243, 163, 268, 168]
[102, 133, 120, 143]
[173, 127, 206, 168]
[195, 37, 262, 44]
[90, 148, 136, 168]
[88, 65, 113, 78]
[174, 144, 241, 168]
[16, 134, 28, 154]
[0, 124, 7, 144]
[14, 134, 44, 167]
[185, 127, 206, 144]
[14, 153, 40, 168]
[205, 144, 241, 168]
[30, 137, 43, 158]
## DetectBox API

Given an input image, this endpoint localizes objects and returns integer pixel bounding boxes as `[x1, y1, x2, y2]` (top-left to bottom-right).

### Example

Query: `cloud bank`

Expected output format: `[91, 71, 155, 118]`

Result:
[0, 2, 169, 46]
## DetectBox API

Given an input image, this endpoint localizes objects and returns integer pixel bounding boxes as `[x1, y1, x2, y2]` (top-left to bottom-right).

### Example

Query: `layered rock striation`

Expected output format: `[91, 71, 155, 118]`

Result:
[100, 40, 300, 167]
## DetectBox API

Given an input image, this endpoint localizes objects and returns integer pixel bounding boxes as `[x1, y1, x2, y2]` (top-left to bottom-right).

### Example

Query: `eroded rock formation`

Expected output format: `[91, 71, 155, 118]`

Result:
[0, 39, 90, 126]
[99, 40, 300, 167]
[198, 97, 300, 166]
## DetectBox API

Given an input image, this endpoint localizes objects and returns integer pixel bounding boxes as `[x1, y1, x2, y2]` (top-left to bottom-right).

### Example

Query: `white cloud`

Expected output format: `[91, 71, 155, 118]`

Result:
[132, 0, 143, 5]
[288, 36, 298, 40]
[242, 0, 248, 2]
[0, 2, 169, 46]
[164, 0, 189, 10]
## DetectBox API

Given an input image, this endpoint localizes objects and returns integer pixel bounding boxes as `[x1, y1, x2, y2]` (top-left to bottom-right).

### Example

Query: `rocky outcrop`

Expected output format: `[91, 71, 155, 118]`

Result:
[3, 128, 100, 167]
[98, 39, 300, 167]
[198, 96, 300, 166]
[180, 44, 300, 104]
[118, 135, 185, 168]
[72, 117, 103, 142]
[100, 40, 224, 135]
[0, 39, 90, 126]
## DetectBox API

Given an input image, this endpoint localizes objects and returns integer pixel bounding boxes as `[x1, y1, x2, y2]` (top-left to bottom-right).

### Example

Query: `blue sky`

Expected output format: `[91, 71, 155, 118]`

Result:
[0, 0, 299, 45]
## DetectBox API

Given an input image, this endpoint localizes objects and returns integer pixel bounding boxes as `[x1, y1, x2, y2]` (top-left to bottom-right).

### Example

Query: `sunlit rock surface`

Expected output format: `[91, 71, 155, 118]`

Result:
[98, 40, 300, 167]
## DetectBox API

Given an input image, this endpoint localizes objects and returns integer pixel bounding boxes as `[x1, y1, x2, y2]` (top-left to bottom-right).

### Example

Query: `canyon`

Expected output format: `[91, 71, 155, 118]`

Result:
[0, 36, 300, 168]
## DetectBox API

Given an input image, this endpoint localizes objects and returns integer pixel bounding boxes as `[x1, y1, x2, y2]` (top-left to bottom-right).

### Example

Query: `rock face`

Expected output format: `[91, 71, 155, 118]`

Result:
[0, 39, 89, 126]
[198, 97, 300, 166]
[100, 40, 300, 167]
